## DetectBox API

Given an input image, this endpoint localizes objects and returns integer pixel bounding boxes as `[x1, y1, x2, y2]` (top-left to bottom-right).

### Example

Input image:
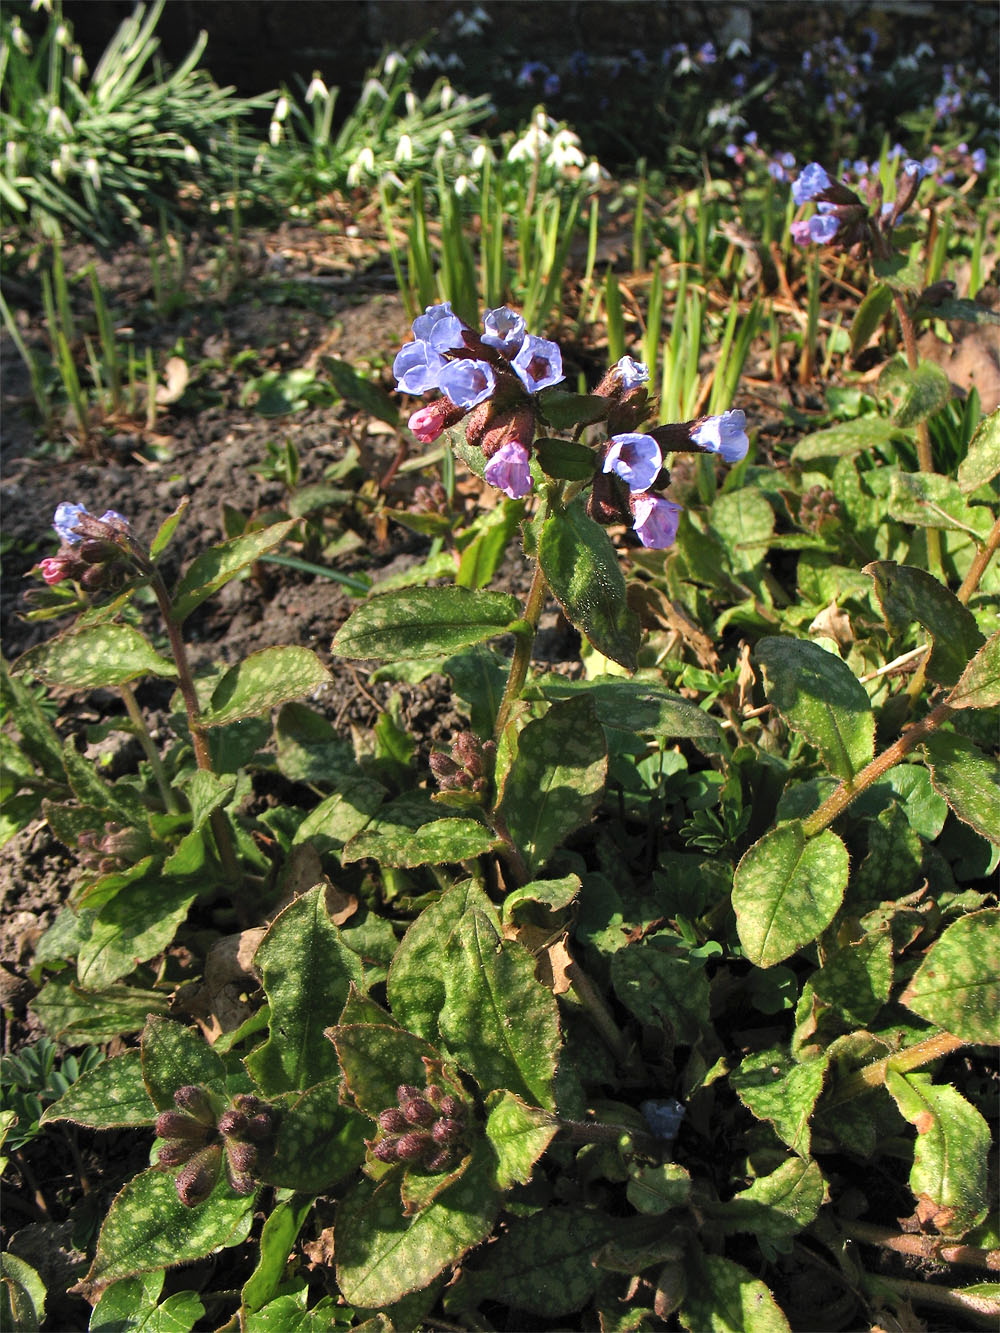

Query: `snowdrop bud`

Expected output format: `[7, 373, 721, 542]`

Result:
[84, 157, 101, 187]
[10, 20, 30, 54]
[183, 143, 200, 165]
[394, 133, 413, 163]
[46, 105, 73, 139]
[273, 95, 289, 122]
[362, 78, 389, 103]
[305, 73, 328, 104]
[441, 83, 454, 110]
[72, 52, 86, 81]
[405, 91, 418, 117]
[269, 120, 283, 147]
[54, 22, 70, 46]
[384, 51, 404, 76]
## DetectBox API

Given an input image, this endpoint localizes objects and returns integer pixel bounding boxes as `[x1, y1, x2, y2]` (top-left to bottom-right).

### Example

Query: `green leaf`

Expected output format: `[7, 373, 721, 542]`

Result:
[331, 1023, 439, 1117]
[200, 646, 332, 727]
[534, 436, 599, 480]
[241, 1197, 313, 1317]
[149, 499, 189, 562]
[87, 1166, 254, 1285]
[731, 1048, 829, 1157]
[292, 779, 386, 857]
[41, 1050, 154, 1128]
[13, 624, 178, 689]
[757, 637, 874, 780]
[77, 878, 197, 988]
[958, 408, 1000, 493]
[887, 470, 991, 533]
[915, 296, 1000, 328]
[1, 1253, 46, 1332]
[170, 521, 295, 624]
[871, 251, 924, 296]
[0, 658, 65, 782]
[708, 1158, 825, 1241]
[30, 978, 169, 1044]
[810, 930, 893, 1027]
[439, 908, 561, 1108]
[456, 500, 525, 590]
[865, 561, 985, 687]
[335, 1142, 499, 1307]
[245, 887, 364, 1096]
[258, 1080, 367, 1193]
[275, 702, 357, 785]
[537, 390, 610, 430]
[885, 1069, 990, 1236]
[320, 355, 399, 426]
[711, 487, 775, 573]
[790, 416, 907, 465]
[448, 1207, 616, 1318]
[483, 1090, 558, 1190]
[538, 501, 640, 670]
[679, 1251, 791, 1333]
[733, 823, 849, 968]
[343, 809, 498, 868]
[947, 630, 1000, 710]
[626, 1163, 692, 1215]
[610, 941, 711, 1044]
[921, 731, 1000, 846]
[900, 909, 999, 1044]
[530, 675, 726, 749]
[140, 1017, 226, 1112]
[387, 881, 499, 1041]
[332, 586, 522, 660]
[850, 282, 894, 356]
[497, 694, 608, 876]
[90, 1270, 203, 1333]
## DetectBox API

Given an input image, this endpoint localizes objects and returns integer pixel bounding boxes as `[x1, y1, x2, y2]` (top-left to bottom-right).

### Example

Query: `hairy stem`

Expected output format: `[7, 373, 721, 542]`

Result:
[892, 289, 943, 580]
[823, 1030, 966, 1109]
[801, 701, 953, 837]
[493, 557, 549, 740]
[118, 680, 179, 814]
[841, 1220, 999, 1272]
[958, 510, 1000, 606]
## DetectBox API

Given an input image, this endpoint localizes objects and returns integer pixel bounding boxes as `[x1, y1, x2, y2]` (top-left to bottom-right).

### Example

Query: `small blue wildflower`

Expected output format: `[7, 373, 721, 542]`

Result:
[922, 155, 938, 175]
[792, 162, 832, 206]
[732, 72, 746, 91]
[412, 302, 464, 352]
[543, 73, 560, 97]
[698, 41, 716, 64]
[631, 494, 682, 549]
[481, 306, 526, 356]
[483, 441, 533, 499]
[971, 147, 987, 173]
[725, 143, 740, 159]
[613, 355, 650, 390]
[743, 130, 758, 147]
[808, 213, 841, 244]
[603, 433, 663, 492]
[437, 358, 497, 409]
[53, 502, 90, 544]
[394, 340, 447, 395]
[690, 409, 749, 463]
[511, 334, 564, 393]
[640, 1098, 685, 1145]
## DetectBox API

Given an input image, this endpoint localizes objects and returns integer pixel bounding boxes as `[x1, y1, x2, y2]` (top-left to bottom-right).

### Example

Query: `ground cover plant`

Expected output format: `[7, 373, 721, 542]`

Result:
[1, 7, 999, 1332]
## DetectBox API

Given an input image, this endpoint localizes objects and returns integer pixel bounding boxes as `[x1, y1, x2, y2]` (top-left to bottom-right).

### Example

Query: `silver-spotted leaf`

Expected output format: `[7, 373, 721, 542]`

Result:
[332, 586, 522, 660]
[13, 624, 177, 689]
[200, 647, 332, 727]
[900, 909, 999, 1044]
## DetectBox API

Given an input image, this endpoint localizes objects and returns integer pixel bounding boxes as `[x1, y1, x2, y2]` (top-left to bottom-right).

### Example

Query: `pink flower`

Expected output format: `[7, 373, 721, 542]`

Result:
[407, 399, 464, 443]
[631, 494, 682, 549]
[39, 557, 72, 585]
[483, 441, 533, 499]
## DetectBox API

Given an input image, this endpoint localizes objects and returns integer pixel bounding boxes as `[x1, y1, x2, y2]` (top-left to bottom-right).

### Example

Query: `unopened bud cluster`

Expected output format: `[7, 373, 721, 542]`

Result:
[799, 485, 842, 533]
[429, 732, 495, 798]
[77, 822, 150, 875]
[155, 1086, 276, 1206]
[369, 1082, 469, 1173]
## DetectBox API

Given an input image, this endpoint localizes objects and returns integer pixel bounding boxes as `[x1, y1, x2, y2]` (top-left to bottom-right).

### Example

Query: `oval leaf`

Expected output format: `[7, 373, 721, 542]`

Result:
[200, 646, 332, 727]
[757, 637, 874, 781]
[14, 624, 177, 689]
[733, 822, 849, 968]
[921, 731, 1000, 846]
[958, 408, 1000, 493]
[946, 630, 1000, 710]
[865, 561, 984, 688]
[332, 587, 522, 661]
[900, 909, 999, 1044]
[40, 1050, 154, 1128]
[171, 521, 295, 624]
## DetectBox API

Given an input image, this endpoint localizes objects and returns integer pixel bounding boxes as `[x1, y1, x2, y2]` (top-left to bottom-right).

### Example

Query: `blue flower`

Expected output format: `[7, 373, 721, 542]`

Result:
[394, 340, 447, 395]
[613, 355, 649, 390]
[481, 306, 526, 356]
[698, 41, 717, 64]
[512, 334, 564, 393]
[483, 441, 532, 498]
[971, 147, 987, 174]
[543, 73, 561, 97]
[603, 433, 663, 492]
[631, 494, 682, 549]
[53, 502, 90, 544]
[437, 358, 497, 409]
[412, 302, 464, 352]
[903, 158, 926, 179]
[691, 409, 749, 462]
[792, 162, 832, 206]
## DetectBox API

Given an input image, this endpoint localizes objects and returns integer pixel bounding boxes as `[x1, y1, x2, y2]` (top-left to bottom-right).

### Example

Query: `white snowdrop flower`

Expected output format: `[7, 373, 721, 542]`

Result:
[273, 95, 289, 122]
[454, 174, 477, 196]
[362, 78, 389, 103]
[384, 51, 405, 75]
[394, 134, 413, 163]
[183, 143, 201, 165]
[31, 0, 53, 12]
[675, 54, 696, 75]
[441, 83, 455, 110]
[582, 159, 609, 184]
[46, 105, 73, 139]
[914, 43, 934, 59]
[347, 146, 376, 185]
[381, 170, 405, 191]
[895, 55, 917, 72]
[471, 142, 493, 168]
[269, 119, 283, 147]
[548, 129, 584, 170]
[405, 91, 418, 118]
[305, 74, 328, 104]
[10, 20, 31, 54]
[707, 103, 734, 128]
[72, 52, 86, 81]
[50, 156, 65, 182]
[439, 128, 456, 149]
[54, 22, 70, 46]
[84, 156, 101, 187]
[472, 7, 490, 26]
[726, 38, 750, 58]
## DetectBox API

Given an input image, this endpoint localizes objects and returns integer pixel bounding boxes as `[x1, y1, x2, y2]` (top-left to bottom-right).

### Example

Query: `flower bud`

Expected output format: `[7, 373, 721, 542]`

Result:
[371, 1137, 400, 1163]
[437, 1094, 461, 1119]
[425, 1148, 454, 1172]
[407, 399, 465, 444]
[394, 1131, 432, 1161]
[587, 469, 629, 526]
[397, 1084, 422, 1103]
[217, 1109, 248, 1138]
[245, 1113, 274, 1142]
[157, 1140, 196, 1167]
[225, 1138, 258, 1174]
[38, 555, 75, 585]
[378, 1108, 409, 1134]
[174, 1144, 222, 1206]
[228, 1166, 257, 1196]
[174, 1085, 216, 1124]
[432, 1117, 464, 1144]
[156, 1111, 211, 1142]
[401, 1097, 436, 1127]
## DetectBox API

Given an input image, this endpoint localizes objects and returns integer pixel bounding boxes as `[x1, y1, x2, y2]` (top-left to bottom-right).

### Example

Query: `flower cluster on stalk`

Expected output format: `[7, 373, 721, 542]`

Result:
[155, 1087, 276, 1206]
[394, 303, 750, 550]
[789, 155, 931, 255]
[38, 502, 134, 590]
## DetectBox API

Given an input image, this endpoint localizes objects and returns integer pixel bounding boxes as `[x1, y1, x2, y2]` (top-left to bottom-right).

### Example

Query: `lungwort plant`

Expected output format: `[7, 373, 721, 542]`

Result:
[4, 158, 999, 1331]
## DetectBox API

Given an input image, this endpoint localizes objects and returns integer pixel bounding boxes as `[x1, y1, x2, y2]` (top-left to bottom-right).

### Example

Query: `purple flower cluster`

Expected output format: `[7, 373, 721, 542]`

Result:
[39, 503, 133, 589]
